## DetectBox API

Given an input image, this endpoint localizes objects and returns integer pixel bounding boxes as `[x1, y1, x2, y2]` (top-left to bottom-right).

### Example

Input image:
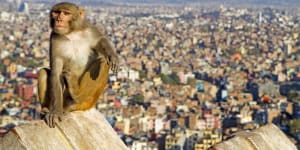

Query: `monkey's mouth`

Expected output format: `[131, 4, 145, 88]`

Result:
[55, 21, 65, 28]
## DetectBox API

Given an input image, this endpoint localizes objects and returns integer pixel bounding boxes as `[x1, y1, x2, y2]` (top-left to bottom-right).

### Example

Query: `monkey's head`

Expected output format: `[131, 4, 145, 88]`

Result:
[50, 2, 85, 35]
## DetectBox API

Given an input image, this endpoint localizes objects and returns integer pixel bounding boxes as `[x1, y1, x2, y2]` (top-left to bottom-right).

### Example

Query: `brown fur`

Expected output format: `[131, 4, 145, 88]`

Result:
[38, 59, 109, 111]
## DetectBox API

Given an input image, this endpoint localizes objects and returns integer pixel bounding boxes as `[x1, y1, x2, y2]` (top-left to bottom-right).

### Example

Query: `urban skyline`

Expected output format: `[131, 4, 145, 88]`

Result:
[0, 0, 300, 149]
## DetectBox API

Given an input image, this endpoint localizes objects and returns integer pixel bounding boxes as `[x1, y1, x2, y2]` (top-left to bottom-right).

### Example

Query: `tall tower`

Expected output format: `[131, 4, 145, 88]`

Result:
[259, 12, 262, 25]
[16, 0, 21, 11]
[18, 2, 30, 15]
[23, 2, 30, 15]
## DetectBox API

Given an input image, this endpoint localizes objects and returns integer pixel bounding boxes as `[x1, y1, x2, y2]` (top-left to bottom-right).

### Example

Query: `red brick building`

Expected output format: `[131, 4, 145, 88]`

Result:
[17, 84, 34, 99]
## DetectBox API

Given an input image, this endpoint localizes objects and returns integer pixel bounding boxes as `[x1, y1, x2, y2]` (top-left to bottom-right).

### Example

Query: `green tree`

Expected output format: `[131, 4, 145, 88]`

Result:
[159, 73, 180, 85]
[138, 70, 147, 79]
[25, 58, 38, 68]
[187, 78, 197, 86]
[131, 94, 144, 105]
[0, 63, 5, 72]
[288, 90, 300, 103]
[288, 119, 300, 137]
[169, 73, 180, 84]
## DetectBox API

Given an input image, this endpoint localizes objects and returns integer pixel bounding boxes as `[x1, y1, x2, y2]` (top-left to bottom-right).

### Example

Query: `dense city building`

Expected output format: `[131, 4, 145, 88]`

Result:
[0, 0, 300, 149]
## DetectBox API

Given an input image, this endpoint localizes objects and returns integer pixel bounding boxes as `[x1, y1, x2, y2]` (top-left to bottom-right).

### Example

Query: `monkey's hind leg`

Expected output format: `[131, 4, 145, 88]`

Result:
[66, 58, 109, 111]
[37, 68, 51, 110]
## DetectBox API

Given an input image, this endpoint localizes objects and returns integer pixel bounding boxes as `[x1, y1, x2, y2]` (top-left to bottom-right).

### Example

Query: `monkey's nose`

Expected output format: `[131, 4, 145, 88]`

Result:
[56, 19, 63, 22]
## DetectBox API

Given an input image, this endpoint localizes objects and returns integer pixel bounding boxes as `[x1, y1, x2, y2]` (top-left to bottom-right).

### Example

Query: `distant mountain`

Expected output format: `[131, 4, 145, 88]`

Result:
[94, 0, 300, 8]
[22, 0, 300, 7]
[23, 0, 300, 4]
[84, 0, 300, 4]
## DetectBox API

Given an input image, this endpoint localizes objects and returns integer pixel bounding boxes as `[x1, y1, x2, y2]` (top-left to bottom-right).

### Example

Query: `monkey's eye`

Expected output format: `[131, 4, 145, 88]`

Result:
[63, 11, 71, 15]
[52, 10, 71, 17]
[52, 11, 61, 16]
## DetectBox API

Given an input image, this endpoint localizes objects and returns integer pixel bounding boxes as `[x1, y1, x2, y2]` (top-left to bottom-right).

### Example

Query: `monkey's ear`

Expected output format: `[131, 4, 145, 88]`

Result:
[79, 8, 85, 19]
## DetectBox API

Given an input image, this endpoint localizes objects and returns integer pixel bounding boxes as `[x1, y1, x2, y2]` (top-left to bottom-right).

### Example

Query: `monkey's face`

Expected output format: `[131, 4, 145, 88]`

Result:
[50, 3, 85, 35]
[51, 9, 73, 35]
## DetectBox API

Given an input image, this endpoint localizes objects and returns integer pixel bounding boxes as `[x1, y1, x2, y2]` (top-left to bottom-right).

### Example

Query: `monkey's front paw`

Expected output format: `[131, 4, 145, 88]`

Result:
[41, 107, 50, 115]
[106, 55, 119, 73]
[44, 111, 65, 128]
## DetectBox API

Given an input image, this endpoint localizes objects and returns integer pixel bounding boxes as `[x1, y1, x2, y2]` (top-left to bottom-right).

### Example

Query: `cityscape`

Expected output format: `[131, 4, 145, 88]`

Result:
[0, 0, 300, 149]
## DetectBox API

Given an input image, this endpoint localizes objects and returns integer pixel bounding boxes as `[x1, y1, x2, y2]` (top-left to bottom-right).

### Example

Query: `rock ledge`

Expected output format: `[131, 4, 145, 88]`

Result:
[0, 109, 128, 150]
[213, 123, 297, 150]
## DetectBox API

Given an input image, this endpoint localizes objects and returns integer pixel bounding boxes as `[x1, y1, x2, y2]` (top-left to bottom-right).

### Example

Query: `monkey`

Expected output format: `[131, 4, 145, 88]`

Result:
[37, 2, 119, 128]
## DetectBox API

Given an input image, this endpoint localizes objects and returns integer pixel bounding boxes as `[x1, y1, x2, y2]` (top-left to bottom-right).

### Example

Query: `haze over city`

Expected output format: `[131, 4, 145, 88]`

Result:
[0, 0, 300, 149]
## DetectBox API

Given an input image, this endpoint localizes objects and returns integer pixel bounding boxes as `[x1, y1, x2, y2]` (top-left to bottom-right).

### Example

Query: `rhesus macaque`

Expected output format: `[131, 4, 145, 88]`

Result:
[38, 2, 119, 128]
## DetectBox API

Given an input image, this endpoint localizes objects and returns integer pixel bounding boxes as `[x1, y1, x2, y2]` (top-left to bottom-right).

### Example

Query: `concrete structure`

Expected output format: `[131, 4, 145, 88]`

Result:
[213, 124, 297, 150]
[0, 109, 128, 150]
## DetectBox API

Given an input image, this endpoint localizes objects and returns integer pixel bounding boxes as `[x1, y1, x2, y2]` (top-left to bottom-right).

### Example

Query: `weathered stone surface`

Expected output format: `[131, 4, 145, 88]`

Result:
[213, 124, 297, 150]
[0, 109, 128, 150]
[212, 136, 253, 150]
